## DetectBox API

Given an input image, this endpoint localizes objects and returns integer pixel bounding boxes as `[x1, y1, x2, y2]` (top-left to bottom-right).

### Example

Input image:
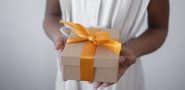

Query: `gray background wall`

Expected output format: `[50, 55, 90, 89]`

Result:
[0, 0, 184, 90]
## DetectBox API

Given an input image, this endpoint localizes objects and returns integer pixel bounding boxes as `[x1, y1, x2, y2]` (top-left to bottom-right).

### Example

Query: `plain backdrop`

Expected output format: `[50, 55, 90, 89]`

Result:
[0, 0, 184, 90]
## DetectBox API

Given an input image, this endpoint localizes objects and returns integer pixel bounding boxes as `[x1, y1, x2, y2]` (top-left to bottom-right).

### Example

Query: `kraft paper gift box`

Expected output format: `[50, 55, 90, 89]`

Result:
[59, 21, 121, 83]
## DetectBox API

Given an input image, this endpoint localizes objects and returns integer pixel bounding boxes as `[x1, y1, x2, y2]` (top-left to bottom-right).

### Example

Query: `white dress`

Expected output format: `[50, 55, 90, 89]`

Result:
[56, 0, 150, 90]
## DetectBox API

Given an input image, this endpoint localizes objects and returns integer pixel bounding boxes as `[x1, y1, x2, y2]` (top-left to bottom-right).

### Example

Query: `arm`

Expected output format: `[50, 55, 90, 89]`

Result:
[93, 0, 169, 89]
[43, 0, 66, 50]
[125, 0, 169, 57]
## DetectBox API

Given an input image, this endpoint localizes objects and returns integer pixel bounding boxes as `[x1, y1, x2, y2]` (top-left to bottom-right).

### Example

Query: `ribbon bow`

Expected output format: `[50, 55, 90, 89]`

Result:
[60, 21, 121, 81]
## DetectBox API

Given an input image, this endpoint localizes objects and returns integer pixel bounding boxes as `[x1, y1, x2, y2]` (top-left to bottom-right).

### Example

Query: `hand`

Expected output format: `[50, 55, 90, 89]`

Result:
[54, 35, 67, 51]
[54, 26, 70, 52]
[89, 45, 137, 89]
[55, 27, 70, 81]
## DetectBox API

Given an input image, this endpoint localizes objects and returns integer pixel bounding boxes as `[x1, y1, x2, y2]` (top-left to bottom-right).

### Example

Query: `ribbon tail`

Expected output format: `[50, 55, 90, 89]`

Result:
[102, 39, 121, 55]
[67, 37, 88, 43]
[80, 41, 96, 81]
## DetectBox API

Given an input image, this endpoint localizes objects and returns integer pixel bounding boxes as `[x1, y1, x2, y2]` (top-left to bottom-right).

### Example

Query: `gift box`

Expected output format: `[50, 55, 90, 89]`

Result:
[59, 21, 121, 83]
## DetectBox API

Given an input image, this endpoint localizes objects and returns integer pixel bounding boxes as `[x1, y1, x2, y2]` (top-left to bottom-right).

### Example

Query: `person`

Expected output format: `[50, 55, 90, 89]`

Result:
[43, 0, 169, 90]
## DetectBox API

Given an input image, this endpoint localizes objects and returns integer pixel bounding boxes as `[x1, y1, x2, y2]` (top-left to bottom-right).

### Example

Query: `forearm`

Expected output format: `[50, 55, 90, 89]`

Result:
[43, 15, 64, 42]
[125, 28, 168, 57]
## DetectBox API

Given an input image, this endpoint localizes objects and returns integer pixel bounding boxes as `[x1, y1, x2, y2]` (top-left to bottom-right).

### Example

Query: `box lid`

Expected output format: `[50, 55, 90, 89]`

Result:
[60, 28, 120, 68]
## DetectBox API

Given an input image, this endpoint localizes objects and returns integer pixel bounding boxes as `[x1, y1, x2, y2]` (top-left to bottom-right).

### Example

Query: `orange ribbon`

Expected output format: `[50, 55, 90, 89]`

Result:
[60, 21, 121, 81]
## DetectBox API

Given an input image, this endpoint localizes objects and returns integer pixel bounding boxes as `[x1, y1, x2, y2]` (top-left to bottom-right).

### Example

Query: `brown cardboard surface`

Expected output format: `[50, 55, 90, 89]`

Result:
[60, 28, 120, 83]
[63, 66, 118, 83]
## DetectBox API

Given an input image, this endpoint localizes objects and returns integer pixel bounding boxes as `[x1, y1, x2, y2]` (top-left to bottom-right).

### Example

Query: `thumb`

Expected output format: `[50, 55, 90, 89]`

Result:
[55, 41, 63, 50]
[54, 39, 66, 50]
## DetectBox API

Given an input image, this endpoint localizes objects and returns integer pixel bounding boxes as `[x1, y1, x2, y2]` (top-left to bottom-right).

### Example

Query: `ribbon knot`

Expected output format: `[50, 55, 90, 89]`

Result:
[94, 31, 110, 45]
[88, 36, 95, 43]
[88, 36, 94, 41]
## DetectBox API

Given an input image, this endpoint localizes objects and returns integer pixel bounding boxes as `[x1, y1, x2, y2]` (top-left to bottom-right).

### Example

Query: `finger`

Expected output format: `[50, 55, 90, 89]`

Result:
[122, 47, 136, 57]
[119, 56, 125, 66]
[121, 47, 128, 56]
[55, 41, 63, 50]
[102, 82, 113, 87]
[93, 81, 103, 90]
